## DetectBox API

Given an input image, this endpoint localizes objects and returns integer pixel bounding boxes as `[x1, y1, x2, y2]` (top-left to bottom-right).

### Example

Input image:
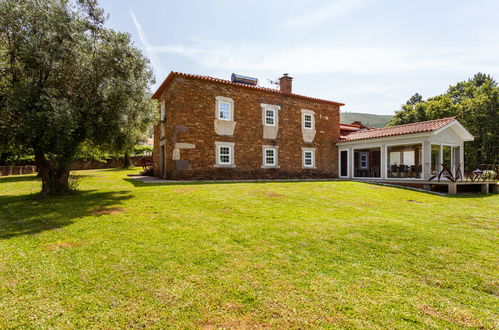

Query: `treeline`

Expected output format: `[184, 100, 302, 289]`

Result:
[389, 73, 498, 169]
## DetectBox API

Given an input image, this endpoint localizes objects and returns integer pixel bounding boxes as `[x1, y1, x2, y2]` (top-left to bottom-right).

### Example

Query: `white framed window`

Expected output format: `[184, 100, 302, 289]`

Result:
[261, 104, 280, 127]
[302, 110, 315, 130]
[160, 102, 166, 122]
[218, 102, 231, 120]
[359, 152, 369, 169]
[216, 96, 234, 121]
[219, 146, 231, 164]
[265, 109, 275, 126]
[263, 147, 278, 166]
[302, 148, 315, 168]
[215, 141, 235, 166]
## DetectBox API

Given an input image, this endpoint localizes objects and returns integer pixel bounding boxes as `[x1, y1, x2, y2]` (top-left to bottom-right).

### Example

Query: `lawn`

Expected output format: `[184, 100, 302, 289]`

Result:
[0, 168, 498, 328]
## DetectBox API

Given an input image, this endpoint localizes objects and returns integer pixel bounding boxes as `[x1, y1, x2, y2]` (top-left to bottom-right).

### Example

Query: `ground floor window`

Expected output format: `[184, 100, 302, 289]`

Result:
[303, 149, 315, 168]
[387, 143, 422, 178]
[215, 142, 234, 166]
[263, 147, 277, 166]
[354, 147, 381, 178]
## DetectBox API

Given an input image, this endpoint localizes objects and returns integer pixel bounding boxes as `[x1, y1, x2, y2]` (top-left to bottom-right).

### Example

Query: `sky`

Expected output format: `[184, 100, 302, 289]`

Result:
[99, 0, 499, 115]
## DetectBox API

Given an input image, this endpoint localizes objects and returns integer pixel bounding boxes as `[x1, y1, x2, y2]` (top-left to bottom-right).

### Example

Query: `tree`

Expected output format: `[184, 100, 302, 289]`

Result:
[0, 0, 156, 195]
[389, 73, 499, 169]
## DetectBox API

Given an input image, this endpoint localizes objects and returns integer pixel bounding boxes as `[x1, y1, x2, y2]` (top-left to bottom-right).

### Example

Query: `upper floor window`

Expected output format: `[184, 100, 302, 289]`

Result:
[302, 110, 315, 130]
[218, 102, 231, 120]
[216, 96, 234, 121]
[160, 102, 166, 122]
[261, 103, 280, 127]
[265, 109, 275, 126]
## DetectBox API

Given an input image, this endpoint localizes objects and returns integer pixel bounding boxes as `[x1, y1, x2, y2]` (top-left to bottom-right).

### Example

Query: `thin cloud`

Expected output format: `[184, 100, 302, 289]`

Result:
[284, 0, 369, 30]
[145, 39, 499, 76]
[130, 11, 163, 75]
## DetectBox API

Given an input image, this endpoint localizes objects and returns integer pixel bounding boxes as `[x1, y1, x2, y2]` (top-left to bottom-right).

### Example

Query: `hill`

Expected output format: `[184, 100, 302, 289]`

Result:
[340, 112, 393, 128]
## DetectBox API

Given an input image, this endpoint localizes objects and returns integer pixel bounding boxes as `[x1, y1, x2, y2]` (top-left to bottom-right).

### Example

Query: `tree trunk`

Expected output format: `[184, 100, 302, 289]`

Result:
[35, 151, 71, 195]
[123, 152, 130, 168]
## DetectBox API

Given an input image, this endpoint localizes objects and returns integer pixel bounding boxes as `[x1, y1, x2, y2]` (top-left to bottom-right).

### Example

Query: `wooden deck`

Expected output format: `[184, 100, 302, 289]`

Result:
[353, 178, 497, 195]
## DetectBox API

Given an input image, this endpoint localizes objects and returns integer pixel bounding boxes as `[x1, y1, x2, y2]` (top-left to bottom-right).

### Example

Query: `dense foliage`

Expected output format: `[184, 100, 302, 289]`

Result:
[0, 0, 156, 194]
[389, 73, 499, 169]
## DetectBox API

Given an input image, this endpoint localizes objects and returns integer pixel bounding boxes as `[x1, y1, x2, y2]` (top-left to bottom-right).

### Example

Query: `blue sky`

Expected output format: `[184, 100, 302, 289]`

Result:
[100, 0, 499, 115]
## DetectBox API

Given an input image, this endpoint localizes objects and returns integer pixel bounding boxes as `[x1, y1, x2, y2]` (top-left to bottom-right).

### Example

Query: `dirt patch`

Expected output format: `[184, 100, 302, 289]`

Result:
[419, 305, 481, 327]
[358, 202, 372, 207]
[199, 319, 269, 329]
[407, 199, 422, 204]
[45, 242, 81, 251]
[92, 207, 124, 216]
[258, 190, 285, 199]
[172, 187, 198, 194]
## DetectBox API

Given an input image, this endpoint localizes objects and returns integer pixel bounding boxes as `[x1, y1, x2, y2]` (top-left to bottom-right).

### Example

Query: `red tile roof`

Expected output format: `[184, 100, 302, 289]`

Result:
[152, 72, 345, 106]
[340, 123, 361, 131]
[339, 117, 457, 142]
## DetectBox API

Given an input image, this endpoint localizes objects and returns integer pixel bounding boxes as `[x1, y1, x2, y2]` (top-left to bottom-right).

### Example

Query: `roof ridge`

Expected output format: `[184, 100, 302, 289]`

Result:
[352, 116, 456, 133]
[339, 116, 458, 142]
[152, 71, 345, 106]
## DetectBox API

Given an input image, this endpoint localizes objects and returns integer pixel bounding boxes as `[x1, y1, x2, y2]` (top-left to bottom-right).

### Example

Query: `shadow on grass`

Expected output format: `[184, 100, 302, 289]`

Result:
[122, 177, 344, 188]
[0, 190, 132, 239]
[0, 175, 40, 184]
[0, 173, 92, 184]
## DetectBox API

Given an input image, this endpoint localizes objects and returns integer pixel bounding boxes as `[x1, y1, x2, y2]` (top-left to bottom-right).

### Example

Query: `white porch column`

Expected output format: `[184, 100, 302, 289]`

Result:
[380, 144, 386, 179]
[460, 143, 465, 172]
[422, 140, 432, 180]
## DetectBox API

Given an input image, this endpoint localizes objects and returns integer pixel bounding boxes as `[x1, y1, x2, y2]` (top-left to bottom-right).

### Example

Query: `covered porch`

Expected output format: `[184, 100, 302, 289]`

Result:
[335, 117, 495, 194]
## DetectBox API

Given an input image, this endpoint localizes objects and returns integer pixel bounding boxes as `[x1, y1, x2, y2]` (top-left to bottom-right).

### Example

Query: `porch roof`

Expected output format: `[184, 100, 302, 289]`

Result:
[338, 117, 460, 142]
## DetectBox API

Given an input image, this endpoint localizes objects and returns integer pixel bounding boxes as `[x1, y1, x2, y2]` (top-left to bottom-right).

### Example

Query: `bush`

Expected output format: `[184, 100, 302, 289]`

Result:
[133, 145, 153, 156]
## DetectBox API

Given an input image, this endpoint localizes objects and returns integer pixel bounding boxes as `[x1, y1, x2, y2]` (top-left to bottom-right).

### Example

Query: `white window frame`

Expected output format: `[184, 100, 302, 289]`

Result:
[262, 146, 279, 168]
[160, 101, 166, 122]
[302, 148, 316, 168]
[215, 96, 234, 121]
[261, 103, 280, 127]
[359, 152, 369, 169]
[215, 141, 235, 167]
[301, 110, 315, 130]
[265, 109, 276, 126]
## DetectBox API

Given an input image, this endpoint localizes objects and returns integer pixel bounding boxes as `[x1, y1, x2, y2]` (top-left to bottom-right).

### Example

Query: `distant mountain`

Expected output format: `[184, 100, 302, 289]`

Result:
[340, 112, 393, 128]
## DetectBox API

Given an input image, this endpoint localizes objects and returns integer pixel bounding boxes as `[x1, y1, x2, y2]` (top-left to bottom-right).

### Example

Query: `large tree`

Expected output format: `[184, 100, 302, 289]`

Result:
[0, 0, 156, 194]
[389, 73, 499, 169]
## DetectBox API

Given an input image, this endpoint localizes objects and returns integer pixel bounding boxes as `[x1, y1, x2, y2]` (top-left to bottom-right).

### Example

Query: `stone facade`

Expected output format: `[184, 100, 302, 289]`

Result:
[152, 73, 343, 180]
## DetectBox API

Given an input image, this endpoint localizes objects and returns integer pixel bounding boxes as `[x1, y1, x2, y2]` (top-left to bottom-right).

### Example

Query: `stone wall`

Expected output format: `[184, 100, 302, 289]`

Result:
[70, 156, 144, 170]
[0, 157, 148, 176]
[0, 165, 37, 176]
[154, 75, 341, 180]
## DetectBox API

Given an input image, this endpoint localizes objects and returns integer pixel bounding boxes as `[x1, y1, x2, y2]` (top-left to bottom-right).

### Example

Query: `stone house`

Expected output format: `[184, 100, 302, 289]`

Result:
[152, 72, 343, 179]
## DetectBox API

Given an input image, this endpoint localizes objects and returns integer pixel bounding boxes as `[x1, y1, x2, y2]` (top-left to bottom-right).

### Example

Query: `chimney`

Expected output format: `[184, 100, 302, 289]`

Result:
[279, 73, 293, 94]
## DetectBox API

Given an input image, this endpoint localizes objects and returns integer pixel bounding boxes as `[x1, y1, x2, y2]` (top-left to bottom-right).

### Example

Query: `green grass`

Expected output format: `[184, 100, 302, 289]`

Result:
[0, 169, 498, 328]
